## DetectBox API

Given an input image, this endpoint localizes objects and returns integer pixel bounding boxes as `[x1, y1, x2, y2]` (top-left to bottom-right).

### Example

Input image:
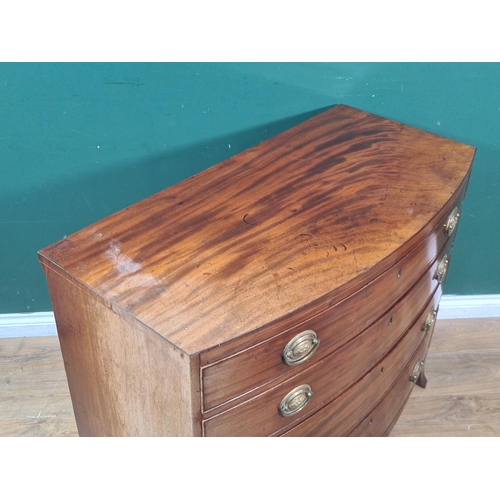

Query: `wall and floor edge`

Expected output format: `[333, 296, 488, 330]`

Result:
[1, 295, 500, 339]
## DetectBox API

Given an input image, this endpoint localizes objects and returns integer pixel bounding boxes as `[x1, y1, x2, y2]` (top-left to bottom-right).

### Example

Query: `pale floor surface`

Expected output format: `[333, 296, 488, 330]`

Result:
[1, 317, 499, 437]
[391, 317, 500, 437]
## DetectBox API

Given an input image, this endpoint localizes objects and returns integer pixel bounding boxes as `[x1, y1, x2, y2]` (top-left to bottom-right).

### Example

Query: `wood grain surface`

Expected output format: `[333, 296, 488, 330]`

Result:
[349, 357, 422, 437]
[278, 291, 440, 437]
[38, 105, 475, 355]
[202, 237, 453, 412]
[199, 195, 464, 367]
[203, 288, 441, 436]
[44, 267, 201, 437]
[1, 317, 498, 437]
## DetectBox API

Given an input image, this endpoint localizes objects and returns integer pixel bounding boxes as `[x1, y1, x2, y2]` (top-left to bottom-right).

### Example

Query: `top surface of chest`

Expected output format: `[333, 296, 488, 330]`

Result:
[39, 105, 475, 354]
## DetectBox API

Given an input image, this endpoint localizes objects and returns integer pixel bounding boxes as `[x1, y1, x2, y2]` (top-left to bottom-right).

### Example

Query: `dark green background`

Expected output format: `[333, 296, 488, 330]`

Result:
[1, 63, 498, 314]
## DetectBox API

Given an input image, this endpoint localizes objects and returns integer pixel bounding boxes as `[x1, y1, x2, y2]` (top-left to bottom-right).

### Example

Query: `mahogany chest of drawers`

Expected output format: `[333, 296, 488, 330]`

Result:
[39, 105, 475, 436]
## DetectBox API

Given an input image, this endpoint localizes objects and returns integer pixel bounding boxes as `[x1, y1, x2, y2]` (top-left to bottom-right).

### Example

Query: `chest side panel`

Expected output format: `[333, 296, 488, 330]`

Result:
[42, 264, 201, 437]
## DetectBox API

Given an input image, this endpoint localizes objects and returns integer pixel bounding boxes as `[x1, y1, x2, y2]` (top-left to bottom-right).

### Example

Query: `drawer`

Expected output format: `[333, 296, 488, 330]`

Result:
[37, 104, 475, 437]
[203, 281, 442, 436]
[280, 290, 440, 437]
[201, 211, 459, 413]
[347, 352, 430, 437]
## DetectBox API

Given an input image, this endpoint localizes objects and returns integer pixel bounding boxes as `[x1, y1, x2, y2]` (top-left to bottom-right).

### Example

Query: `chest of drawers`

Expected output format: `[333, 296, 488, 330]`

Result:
[38, 105, 475, 436]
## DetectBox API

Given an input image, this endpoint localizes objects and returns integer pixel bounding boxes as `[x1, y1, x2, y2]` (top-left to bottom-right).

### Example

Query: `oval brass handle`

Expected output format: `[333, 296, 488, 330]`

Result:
[445, 207, 460, 236]
[434, 254, 449, 284]
[410, 359, 425, 383]
[279, 384, 314, 417]
[422, 308, 438, 333]
[282, 330, 320, 366]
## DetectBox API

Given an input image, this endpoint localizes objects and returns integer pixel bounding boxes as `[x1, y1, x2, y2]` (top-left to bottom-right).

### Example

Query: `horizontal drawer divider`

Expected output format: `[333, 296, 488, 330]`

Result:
[201, 240, 452, 415]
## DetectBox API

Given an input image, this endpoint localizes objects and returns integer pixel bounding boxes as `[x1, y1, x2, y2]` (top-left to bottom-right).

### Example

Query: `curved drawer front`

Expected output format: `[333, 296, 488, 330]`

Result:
[347, 351, 426, 437]
[279, 291, 440, 437]
[36, 104, 475, 438]
[201, 208, 459, 413]
[202, 282, 442, 436]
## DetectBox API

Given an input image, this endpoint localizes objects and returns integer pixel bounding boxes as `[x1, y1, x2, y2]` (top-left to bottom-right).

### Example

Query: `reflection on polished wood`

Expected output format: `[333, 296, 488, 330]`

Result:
[1, 316, 499, 437]
[36, 106, 475, 436]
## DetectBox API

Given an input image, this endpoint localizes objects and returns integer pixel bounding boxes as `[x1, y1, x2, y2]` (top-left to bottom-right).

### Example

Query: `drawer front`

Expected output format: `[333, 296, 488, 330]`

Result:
[200, 174, 470, 371]
[280, 291, 440, 437]
[202, 283, 442, 436]
[347, 354, 429, 437]
[201, 219, 457, 413]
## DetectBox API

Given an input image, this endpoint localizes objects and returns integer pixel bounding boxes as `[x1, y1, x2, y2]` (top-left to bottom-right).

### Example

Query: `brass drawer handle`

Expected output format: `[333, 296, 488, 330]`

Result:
[422, 308, 438, 333]
[279, 384, 314, 417]
[434, 254, 449, 284]
[445, 207, 460, 236]
[410, 359, 425, 384]
[282, 330, 320, 366]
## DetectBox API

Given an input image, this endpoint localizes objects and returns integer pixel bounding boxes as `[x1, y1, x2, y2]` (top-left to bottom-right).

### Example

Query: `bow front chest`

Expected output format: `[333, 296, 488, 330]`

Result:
[39, 105, 475, 436]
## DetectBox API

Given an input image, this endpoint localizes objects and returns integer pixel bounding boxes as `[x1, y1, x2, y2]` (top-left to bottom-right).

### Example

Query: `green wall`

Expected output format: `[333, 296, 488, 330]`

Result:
[1, 63, 498, 314]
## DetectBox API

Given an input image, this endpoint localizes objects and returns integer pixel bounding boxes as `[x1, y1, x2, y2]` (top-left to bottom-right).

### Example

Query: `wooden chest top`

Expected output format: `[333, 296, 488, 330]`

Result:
[39, 105, 475, 355]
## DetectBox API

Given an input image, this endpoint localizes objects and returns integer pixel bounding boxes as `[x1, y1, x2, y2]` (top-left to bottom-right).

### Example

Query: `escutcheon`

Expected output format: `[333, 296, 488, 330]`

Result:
[282, 330, 320, 366]
[279, 384, 314, 417]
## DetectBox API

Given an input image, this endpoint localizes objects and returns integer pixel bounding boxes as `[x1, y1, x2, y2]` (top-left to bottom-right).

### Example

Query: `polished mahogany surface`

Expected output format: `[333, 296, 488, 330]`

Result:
[39, 105, 475, 356]
[39, 105, 475, 436]
[201, 226, 456, 412]
[203, 288, 442, 437]
[280, 290, 440, 438]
